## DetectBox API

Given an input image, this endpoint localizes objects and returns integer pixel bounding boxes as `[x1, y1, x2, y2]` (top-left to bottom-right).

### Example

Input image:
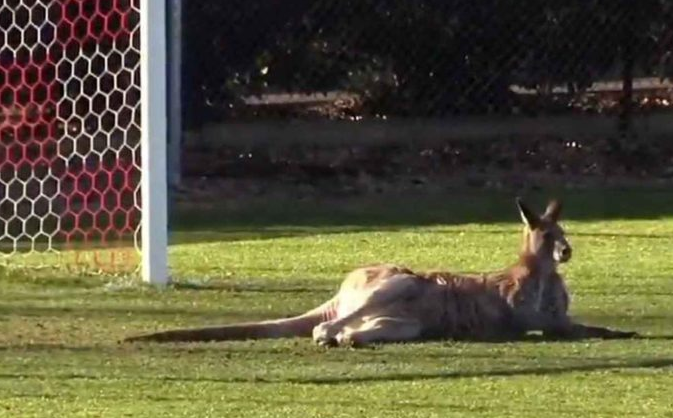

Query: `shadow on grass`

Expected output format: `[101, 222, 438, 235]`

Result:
[169, 189, 673, 246]
[288, 357, 673, 385]
[5, 189, 671, 254]
[0, 344, 102, 353]
[2, 355, 673, 385]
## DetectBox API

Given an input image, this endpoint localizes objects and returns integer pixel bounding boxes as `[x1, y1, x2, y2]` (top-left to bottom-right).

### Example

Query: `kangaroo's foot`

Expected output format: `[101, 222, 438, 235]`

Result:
[312, 321, 341, 347]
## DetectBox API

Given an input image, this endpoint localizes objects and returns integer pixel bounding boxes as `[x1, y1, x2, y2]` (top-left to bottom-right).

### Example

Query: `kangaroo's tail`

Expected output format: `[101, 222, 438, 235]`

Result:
[123, 297, 338, 343]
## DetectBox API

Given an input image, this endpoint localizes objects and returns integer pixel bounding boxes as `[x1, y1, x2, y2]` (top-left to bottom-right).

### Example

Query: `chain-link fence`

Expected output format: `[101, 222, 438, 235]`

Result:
[181, 0, 672, 127]
[170, 0, 673, 189]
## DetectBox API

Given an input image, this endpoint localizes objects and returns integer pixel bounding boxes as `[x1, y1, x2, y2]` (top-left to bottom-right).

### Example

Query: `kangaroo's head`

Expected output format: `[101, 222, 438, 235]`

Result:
[516, 197, 572, 264]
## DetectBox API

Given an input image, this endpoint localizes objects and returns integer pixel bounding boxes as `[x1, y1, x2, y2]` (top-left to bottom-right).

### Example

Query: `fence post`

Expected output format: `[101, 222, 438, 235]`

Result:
[167, 0, 182, 189]
[619, 4, 635, 136]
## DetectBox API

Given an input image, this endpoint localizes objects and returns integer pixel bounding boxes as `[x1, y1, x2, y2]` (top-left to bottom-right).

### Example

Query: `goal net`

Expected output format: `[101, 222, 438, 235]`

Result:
[0, 0, 167, 283]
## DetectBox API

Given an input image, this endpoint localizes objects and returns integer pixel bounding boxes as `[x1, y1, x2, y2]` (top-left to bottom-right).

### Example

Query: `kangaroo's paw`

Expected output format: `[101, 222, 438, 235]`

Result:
[312, 322, 340, 347]
[335, 331, 367, 348]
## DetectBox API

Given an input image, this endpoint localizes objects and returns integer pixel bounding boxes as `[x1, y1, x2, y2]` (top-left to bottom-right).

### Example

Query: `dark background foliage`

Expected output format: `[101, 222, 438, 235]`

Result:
[181, 0, 672, 128]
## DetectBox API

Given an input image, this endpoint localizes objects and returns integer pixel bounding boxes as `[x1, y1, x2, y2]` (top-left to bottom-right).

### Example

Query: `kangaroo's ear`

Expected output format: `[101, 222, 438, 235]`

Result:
[543, 199, 562, 222]
[516, 197, 540, 229]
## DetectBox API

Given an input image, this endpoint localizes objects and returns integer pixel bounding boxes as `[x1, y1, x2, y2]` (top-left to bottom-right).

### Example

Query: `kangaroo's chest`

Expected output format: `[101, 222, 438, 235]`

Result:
[512, 276, 547, 313]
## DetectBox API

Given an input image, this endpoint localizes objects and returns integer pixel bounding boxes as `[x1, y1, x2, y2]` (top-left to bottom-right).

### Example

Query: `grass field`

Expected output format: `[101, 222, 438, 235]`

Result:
[2, 189, 673, 417]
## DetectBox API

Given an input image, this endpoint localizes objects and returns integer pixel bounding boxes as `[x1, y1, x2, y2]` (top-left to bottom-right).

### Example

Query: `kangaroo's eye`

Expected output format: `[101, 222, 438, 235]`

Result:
[543, 231, 554, 241]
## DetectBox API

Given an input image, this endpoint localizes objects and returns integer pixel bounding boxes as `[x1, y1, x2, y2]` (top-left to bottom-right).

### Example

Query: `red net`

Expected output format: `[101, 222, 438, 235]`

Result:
[0, 0, 141, 272]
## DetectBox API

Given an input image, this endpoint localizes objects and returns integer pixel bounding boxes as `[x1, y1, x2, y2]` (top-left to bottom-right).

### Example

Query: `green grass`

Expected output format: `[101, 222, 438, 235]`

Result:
[2, 189, 673, 417]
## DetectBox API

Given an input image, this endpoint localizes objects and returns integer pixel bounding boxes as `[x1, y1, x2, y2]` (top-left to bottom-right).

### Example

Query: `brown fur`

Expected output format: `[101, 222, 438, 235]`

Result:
[124, 198, 637, 346]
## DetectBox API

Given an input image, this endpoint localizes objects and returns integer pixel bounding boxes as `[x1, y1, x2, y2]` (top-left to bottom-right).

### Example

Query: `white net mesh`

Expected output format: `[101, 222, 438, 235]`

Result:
[0, 0, 142, 272]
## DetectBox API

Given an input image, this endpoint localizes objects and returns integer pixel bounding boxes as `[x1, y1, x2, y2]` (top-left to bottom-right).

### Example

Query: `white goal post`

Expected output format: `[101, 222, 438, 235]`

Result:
[0, 0, 169, 285]
[140, 0, 169, 285]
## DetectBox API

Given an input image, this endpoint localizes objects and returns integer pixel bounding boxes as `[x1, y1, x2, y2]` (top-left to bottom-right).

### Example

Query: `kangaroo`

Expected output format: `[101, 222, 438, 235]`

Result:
[125, 198, 638, 346]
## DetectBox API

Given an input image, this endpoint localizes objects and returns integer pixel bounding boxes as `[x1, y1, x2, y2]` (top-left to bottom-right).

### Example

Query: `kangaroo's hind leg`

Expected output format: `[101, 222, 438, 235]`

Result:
[313, 273, 420, 346]
[336, 316, 422, 347]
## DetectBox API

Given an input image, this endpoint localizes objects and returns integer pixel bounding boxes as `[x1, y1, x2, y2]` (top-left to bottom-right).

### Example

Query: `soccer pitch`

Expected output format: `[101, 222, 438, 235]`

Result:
[2, 190, 673, 417]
